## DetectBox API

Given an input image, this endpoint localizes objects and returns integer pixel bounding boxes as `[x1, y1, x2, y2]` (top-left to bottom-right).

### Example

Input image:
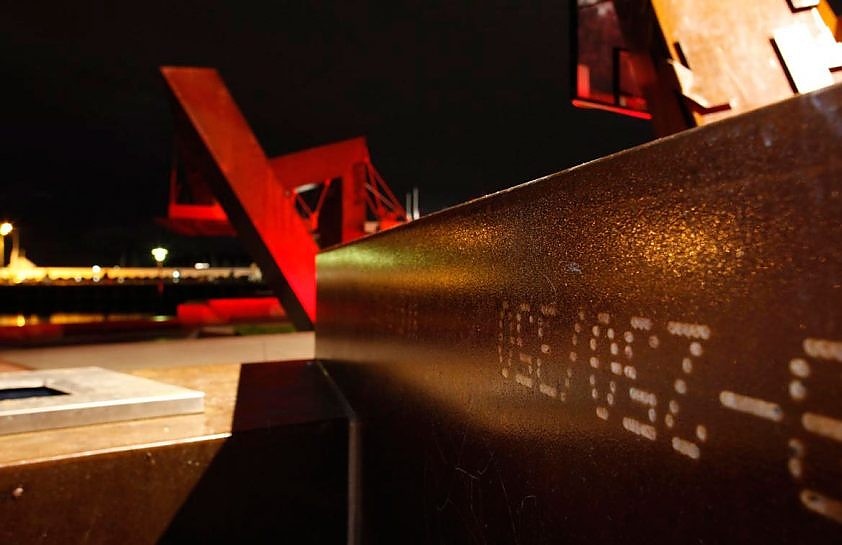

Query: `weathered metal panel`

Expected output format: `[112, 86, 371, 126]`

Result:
[316, 83, 842, 543]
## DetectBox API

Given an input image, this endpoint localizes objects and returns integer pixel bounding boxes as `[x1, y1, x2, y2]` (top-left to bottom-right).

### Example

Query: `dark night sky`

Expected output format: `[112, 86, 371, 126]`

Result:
[0, 1, 654, 267]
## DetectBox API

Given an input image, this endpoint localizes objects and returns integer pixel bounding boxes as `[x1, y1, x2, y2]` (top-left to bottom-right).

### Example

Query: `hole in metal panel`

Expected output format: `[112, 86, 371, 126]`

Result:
[0, 386, 69, 401]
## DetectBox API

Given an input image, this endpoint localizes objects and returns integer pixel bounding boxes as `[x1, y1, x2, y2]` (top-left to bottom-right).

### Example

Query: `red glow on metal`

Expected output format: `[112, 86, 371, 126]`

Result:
[177, 297, 285, 325]
[160, 67, 408, 328]
[571, 99, 653, 120]
[161, 67, 318, 329]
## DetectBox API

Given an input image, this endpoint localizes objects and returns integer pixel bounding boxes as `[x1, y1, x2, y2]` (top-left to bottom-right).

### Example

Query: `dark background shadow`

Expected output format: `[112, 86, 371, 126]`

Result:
[160, 360, 349, 544]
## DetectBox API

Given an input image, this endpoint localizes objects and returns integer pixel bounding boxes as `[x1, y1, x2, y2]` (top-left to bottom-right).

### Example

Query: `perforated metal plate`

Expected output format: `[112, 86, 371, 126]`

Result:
[316, 83, 842, 543]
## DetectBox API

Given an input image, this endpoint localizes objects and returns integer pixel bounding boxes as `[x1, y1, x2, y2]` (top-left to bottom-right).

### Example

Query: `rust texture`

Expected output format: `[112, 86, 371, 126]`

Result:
[574, 0, 842, 135]
[316, 83, 842, 543]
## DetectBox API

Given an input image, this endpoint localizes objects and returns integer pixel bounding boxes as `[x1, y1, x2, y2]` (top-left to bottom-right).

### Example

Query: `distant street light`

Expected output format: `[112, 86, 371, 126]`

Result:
[151, 247, 169, 265]
[151, 246, 168, 297]
[0, 222, 12, 268]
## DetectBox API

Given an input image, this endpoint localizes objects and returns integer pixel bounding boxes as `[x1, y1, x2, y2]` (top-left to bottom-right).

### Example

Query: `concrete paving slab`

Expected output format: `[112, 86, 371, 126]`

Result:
[0, 331, 315, 371]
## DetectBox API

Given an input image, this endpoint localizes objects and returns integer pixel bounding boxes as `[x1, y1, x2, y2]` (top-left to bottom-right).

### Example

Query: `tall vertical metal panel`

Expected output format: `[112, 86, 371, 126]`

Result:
[316, 83, 842, 543]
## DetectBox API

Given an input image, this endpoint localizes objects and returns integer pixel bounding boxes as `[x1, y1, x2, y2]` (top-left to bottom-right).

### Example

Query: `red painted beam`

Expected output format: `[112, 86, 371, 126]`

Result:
[159, 203, 237, 236]
[161, 67, 317, 329]
[267, 137, 370, 189]
[268, 137, 371, 242]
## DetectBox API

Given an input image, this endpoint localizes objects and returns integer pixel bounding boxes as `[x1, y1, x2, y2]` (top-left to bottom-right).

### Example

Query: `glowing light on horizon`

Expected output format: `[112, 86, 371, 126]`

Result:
[151, 247, 169, 264]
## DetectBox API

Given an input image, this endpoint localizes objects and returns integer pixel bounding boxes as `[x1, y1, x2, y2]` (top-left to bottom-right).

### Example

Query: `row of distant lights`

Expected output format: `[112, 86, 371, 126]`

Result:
[2, 233, 212, 282]
[85, 265, 210, 283]
[85, 247, 211, 283]
[151, 246, 210, 270]
[152, 248, 214, 270]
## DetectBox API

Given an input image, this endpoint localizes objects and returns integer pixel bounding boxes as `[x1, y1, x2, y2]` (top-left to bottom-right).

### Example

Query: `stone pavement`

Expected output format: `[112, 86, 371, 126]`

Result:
[0, 331, 315, 371]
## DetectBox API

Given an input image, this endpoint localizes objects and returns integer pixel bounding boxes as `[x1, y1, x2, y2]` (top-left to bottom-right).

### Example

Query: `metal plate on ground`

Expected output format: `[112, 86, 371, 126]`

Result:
[0, 367, 204, 435]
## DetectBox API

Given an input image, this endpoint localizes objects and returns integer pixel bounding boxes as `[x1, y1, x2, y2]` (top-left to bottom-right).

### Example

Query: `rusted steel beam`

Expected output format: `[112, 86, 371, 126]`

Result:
[161, 67, 318, 329]
[316, 83, 842, 542]
[573, 0, 842, 135]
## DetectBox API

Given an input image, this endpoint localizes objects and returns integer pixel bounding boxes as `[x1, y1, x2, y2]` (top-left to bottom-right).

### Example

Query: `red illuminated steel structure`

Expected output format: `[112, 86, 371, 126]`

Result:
[160, 67, 407, 330]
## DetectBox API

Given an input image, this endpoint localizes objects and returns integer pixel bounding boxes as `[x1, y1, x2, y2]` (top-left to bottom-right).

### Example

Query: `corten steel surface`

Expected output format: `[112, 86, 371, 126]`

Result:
[575, 0, 842, 135]
[161, 67, 407, 328]
[0, 361, 349, 545]
[316, 83, 842, 543]
[161, 67, 319, 329]
[571, 0, 651, 119]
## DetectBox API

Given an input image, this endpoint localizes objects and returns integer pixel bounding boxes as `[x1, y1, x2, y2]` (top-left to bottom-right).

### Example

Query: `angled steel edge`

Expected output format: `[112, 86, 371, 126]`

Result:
[316, 83, 842, 543]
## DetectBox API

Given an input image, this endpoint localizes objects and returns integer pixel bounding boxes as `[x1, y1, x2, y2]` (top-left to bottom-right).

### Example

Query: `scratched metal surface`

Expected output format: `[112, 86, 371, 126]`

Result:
[316, 83, 842, 544]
